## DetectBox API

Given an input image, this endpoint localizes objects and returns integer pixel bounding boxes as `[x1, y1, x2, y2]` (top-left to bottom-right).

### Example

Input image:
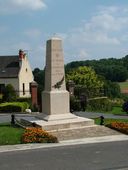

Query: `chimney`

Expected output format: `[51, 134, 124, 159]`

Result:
[19, 49, 25, 60]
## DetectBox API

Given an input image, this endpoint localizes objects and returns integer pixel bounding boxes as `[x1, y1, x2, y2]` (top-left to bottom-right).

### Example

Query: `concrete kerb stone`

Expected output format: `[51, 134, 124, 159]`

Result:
[0, 134, 128, 153]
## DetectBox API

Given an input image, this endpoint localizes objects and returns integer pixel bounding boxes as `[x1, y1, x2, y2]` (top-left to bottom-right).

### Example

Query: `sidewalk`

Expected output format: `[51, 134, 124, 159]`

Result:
[0, 134, 128, 153]
[75, 111, 128, 119]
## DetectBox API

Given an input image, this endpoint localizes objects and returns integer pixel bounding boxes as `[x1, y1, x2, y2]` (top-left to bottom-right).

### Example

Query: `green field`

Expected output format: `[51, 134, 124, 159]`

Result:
[118, 81, 128, 90]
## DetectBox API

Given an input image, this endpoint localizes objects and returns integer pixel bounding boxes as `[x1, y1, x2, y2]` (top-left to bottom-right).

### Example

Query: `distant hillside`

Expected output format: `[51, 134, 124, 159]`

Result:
[65, 55, 128, 82]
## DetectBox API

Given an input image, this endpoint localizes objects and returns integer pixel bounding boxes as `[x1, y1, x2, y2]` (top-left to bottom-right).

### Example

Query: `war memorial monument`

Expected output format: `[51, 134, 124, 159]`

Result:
[22, 37, 119, 140]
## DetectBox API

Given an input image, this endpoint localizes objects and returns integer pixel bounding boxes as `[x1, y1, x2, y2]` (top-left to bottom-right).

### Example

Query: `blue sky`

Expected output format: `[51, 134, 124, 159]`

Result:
[0, 0, 128, 69]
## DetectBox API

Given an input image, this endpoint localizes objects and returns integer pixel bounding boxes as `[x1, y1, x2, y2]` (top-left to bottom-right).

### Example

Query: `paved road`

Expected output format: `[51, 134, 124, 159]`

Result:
[0, 141, 128, 170]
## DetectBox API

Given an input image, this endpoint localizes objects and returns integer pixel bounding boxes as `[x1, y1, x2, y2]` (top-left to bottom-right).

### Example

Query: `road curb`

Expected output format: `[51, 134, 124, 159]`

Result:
[0, 134, 128, 153]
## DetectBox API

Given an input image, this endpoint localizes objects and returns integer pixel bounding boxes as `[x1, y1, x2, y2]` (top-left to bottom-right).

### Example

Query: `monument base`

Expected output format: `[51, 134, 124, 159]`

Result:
[21, 114, 94, 131]
[42, 90, 70, 116]
[20, 115, 120, 141]
[37, 112, 78, 121]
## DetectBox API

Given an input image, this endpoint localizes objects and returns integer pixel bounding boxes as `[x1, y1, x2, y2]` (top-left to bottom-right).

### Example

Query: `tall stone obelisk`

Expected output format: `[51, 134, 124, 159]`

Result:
[41, 37, 74, 121]
[22, 37, 100, 141]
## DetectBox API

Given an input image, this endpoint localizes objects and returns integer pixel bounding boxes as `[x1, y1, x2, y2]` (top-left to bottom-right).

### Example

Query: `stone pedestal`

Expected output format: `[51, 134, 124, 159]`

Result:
[40, 91, 74, 121]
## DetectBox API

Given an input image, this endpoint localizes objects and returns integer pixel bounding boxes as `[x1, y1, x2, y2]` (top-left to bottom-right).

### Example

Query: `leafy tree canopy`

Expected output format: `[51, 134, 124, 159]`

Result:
[66, 55, 128, 82]
[66, 66, 104, 97]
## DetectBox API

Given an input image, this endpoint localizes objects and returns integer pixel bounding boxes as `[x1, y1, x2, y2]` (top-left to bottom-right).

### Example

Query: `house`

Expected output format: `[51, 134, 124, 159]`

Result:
[0, 50, 34, 98]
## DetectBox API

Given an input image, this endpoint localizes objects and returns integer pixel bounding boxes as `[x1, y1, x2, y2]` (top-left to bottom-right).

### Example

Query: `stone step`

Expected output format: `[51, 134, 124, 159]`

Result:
[20, 117, 121, 142]
[48, 125, 121, 141]
[20, 116, 94, 131]
[40, 118, 94, 131]
[20, 119, 33, 127]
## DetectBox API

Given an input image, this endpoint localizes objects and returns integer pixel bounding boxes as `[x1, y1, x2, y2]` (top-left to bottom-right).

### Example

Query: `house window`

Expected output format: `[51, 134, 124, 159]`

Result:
[23, 83, 25, 95]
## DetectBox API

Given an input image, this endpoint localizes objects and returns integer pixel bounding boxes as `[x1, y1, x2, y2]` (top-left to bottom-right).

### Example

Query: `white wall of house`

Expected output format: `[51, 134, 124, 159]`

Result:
[18, 55, 34, 98]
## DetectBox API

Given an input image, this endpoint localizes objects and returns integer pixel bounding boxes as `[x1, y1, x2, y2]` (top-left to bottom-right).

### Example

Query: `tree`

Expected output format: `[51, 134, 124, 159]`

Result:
[2, 84, 17, 102]
[66, 66, 104, 97]
[103, 80, 121, 98]
[65, 56, 128, 82]
[33, 68, 45, 90]
[33, 68, 45, 111]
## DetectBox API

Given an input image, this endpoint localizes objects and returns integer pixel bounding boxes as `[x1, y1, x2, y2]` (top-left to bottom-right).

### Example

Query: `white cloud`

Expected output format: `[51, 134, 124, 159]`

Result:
[66, 5, 128, 47]
[60, 5, 128, 64]
[0, 0, 46, 14]
[11, 0, 46, 10]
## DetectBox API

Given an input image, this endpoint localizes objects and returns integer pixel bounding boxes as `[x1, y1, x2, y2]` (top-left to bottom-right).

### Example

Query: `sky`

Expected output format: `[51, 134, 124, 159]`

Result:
[0, 0, 128, 69]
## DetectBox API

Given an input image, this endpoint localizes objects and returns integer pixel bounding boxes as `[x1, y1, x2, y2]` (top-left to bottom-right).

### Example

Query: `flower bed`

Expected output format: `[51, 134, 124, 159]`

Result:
[21, 127, 58, 143]
[107, 122, 128, 135]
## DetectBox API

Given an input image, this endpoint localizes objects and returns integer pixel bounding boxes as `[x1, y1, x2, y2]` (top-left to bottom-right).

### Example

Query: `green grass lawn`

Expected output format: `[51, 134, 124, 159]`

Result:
[87, 106, 127, 115]
[108, 106, 126, 115]
[94, 118, 128, 125]
[0, 123, 24, 145]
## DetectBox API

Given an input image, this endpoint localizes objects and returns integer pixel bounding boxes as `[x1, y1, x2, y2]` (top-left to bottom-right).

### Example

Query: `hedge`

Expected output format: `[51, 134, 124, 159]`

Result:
[0, 102, 30, 113]
[86, 97, 112, 112]
[70, 96, 81, 111]
[17, 98, 31, 103]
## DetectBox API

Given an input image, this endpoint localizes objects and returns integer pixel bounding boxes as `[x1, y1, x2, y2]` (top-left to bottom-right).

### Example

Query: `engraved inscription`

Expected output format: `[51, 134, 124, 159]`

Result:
[52, 52, 64, 76]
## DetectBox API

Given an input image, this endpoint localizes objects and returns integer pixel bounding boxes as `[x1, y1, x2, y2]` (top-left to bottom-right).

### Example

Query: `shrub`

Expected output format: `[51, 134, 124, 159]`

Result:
[2, 84, 17, 102]
[0, 102, 30, 113]
[21, 127, 58, 143]
[17, 97, 31, 103]
[17, 98, 32, 108]
[111, 98, 124, 107]
[107, 122, 128, 134]
[31, 104, 39, 112]
[20, 102, 30, 112]
[70, 96, 81, 111]
[86, 97, 112, 112]
[0, 104, 21, 112]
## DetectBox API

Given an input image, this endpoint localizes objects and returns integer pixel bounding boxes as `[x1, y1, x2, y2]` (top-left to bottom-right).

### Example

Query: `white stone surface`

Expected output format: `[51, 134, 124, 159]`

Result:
[34, 37, 95, 138]
[41, 37, 71, 119]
